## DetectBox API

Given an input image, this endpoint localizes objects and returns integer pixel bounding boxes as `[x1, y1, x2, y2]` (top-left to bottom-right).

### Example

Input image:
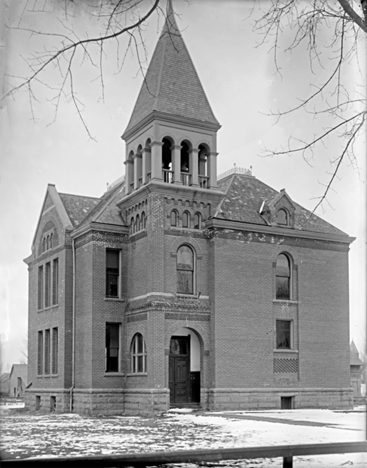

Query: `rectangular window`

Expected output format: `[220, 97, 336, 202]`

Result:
[52, 259, 59, 305]
[177, 270, 193, 294]
[52, 327, 58, 374]
[45, 262, 51, 308]
[105, 323, 120, 372]
[276, 320, 292, 349]
[38, 266, 43, 310]
[106, 250, 119, 297]
[276, 277, 290, 299]
[44, 329, 50, 374]
[37, 331, 43, 375]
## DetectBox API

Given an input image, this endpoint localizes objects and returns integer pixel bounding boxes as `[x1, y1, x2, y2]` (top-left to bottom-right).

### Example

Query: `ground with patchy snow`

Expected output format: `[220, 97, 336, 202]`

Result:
[0, 400, 365, 467]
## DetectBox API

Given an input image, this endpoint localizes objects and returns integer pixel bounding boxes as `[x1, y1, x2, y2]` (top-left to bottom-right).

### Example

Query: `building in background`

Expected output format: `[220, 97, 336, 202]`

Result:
[25, 1, 354, 415]
[0, 373, 10, 396]
[350, 341, 364, 400]
[9, 364, 28, 398]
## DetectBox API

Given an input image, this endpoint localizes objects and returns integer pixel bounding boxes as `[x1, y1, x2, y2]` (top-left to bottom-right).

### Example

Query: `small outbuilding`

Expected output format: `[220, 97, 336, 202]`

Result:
[9, 364, 28, 398]
[350, 341, 363, 399]
[0, 373, 10, 396]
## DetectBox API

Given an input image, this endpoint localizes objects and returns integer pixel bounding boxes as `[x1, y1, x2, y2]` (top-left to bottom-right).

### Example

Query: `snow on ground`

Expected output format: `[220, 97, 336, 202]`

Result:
[0, 404, 365, 467]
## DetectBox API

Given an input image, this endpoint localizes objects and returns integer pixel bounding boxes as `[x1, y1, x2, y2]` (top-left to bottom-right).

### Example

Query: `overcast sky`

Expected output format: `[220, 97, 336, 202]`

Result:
[1, 0, 366, 371]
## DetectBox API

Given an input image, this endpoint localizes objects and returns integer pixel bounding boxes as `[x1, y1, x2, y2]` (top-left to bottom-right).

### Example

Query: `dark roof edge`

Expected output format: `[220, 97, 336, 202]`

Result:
[122, 110, 221, 141]
[206, 218, 355, 244]
[70, 221, 129, 239]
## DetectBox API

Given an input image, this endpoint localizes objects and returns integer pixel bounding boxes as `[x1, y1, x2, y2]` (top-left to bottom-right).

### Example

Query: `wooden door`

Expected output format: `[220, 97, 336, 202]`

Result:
[169, 336, 190, 404]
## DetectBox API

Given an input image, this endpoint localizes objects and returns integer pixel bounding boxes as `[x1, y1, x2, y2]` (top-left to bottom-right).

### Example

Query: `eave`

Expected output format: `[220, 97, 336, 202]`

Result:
[206, 217, 355, 245]
[70, 221, 129, 240]
[122, 110, 221, 141]
[117, 180, 224, 210]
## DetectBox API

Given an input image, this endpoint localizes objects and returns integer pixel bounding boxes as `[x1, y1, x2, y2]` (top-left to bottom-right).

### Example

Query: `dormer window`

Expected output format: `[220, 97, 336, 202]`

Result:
[277, 209, 289, 226]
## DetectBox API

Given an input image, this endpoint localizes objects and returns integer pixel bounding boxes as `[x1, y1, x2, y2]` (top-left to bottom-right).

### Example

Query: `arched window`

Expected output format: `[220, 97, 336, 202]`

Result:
[194, 213, 201, 229]
[177, 245, 195, 295]
[131, 333, 147, 373]
[50, 233, 53, 249]
[182, 211, 190, 229]
[170, 210, 178, 227]
[276, 254, 291, 300]
[130, 217, 134, 235]
[46, 235, 50, 250]
[277, 209, 288, 226]
[43, 238, 46, 252]
[141, 212, 146, 230]
[135, 215, 139, 233]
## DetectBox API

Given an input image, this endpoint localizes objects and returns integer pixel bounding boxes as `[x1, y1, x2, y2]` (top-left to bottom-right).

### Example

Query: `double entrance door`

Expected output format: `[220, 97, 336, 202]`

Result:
[169, 336, 200, 405]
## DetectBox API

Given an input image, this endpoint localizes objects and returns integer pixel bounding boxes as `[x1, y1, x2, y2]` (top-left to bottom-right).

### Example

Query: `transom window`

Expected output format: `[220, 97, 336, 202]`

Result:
[177, 245, 195, 295]
[131, 333, 147, 373]
[276, 254, 291, 300]
[277, 209, 289, 226]
[276, 320, 292, 349]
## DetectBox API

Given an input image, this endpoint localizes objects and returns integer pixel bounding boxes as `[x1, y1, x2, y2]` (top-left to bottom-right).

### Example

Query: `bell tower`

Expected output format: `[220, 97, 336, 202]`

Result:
[121, 0, 221, 195]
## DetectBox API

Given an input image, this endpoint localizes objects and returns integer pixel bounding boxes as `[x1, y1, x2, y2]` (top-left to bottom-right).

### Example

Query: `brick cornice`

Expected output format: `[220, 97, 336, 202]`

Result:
[122, 110, 221, 141]
[206, 218, 355, 245]
[71, 221, 128, 239]
[117, 181, 223, 210]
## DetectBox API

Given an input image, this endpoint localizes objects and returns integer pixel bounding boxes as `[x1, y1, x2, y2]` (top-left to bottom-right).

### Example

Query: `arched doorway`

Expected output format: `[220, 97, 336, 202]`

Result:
[169, 327, 201, 406]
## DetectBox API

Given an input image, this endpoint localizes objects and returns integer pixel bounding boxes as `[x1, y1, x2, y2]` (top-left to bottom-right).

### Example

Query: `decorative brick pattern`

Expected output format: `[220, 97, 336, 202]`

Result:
[274, 358, 299, 373]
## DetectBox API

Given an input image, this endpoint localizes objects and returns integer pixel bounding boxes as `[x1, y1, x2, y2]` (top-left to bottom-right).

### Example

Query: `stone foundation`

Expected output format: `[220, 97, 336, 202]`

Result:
[124, 389, 169, 415]
[25, 389, 71, 413]
[208, 387, 354, 411]
[25, 387, 353, 415]
[72, 389, 125, 415]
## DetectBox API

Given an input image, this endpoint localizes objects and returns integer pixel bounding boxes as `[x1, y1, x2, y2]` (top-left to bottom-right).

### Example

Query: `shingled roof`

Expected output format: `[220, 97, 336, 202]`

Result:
[216, 173, 347, 236]
[73, 179, 126, 229]
[350, 341, 364, 366]
[123, 0, 219, 136]
[58, 193, 100, 228]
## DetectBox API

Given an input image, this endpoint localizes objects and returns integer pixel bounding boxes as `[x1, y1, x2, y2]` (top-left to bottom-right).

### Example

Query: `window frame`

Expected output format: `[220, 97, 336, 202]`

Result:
[52, 258, 59, 306]
[45, 262, 51, 308]
[276, 208, 289, 226]
[37, 331, 43, 375]
[131, 333, 147, 374]
[44, 329, 51, 375]
[276, 319, 293, 350]
[105, 249, 120, 298]
[170, 210, 178, 227]
[176, 244, 196, 296]
[193, 212, 202, 229]
[52, 327, 58, 375]
[38, 265, 44, 310]
[275, 253, 292, 300]
[182, 211, 190, 229]
[105, 323, 121, 373]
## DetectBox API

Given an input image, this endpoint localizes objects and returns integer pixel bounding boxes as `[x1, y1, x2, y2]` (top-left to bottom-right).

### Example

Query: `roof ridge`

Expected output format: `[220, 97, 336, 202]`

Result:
[59, 192, 100, 200]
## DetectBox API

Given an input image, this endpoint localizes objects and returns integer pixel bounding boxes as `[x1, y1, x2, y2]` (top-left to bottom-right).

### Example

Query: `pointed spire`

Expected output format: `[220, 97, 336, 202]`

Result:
[122, 0, 219, 138]
[161, 0, 181, 37]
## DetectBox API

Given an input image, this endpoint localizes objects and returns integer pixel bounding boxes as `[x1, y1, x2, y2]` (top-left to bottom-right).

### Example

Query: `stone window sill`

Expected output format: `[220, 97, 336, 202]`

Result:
[104, 372, 124, 377]
[104, 297, 125, 302]
[273, 300, 298, 305]
[126, 373, 147, 377]
[274, 349, 298, 353]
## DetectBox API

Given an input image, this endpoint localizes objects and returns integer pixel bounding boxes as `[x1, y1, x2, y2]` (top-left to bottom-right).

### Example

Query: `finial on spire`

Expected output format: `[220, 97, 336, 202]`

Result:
[162, 0, 180, 37]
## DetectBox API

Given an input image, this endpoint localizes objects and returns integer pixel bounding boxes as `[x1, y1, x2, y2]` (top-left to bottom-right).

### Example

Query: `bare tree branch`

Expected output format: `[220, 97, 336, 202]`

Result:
[254, 0, 366, 212]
